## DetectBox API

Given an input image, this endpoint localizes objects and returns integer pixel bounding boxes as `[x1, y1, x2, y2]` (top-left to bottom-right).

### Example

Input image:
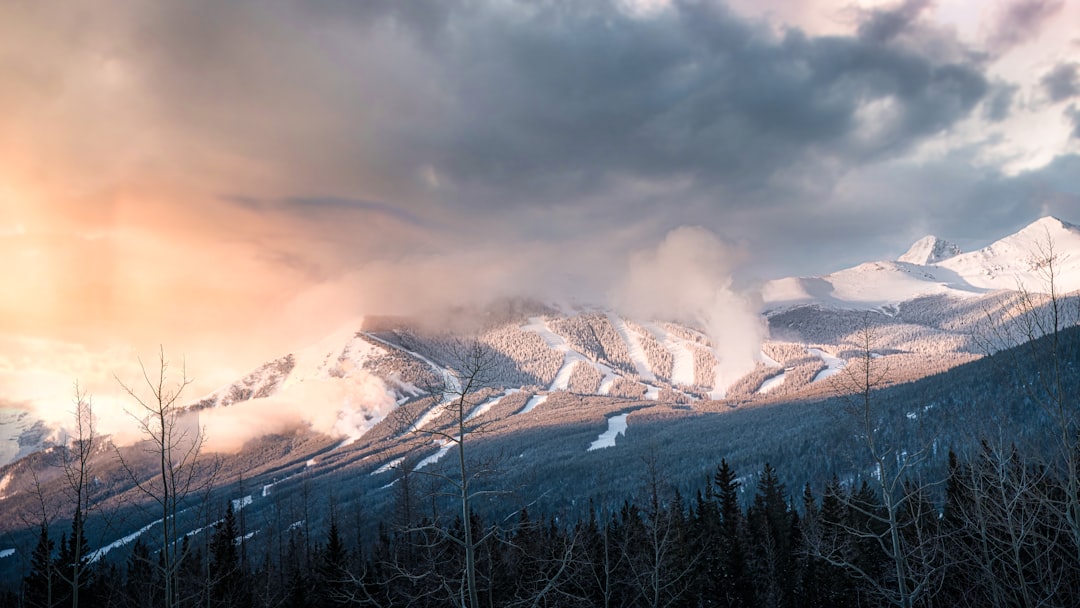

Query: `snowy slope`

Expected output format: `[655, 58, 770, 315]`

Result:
[763, 217, 1080, 310]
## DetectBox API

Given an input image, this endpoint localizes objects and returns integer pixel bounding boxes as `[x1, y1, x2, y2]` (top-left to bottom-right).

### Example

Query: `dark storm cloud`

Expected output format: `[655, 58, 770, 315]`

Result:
[984, 0, 1065, 53]
[408, 0, 989, 210]
[1042, 62, 1080, 102]
[104, 0, 989, 218]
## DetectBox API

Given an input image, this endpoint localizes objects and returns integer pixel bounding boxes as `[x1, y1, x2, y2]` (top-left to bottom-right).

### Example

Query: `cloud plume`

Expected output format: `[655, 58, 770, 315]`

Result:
[612, 226, 766, 395]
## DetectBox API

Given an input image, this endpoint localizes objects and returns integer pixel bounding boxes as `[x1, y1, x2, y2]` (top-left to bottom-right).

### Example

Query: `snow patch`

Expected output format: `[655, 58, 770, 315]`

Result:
[415, 440, 454, 470]
[588, 414, 629, 451]
[644, 385, 660, 400]
[232, 495, 253, 512]
[808, 348, 846, 382]
[0, 548, 14, 559]
[607, 313, 656, 381]
[644, 323, 696, 387]
[90, 518, 162, 562]
[518, 394, 548, 415]
[758, 372, 786, 394]
[466, 389, 519, 422]
[372, 457, 404, 475]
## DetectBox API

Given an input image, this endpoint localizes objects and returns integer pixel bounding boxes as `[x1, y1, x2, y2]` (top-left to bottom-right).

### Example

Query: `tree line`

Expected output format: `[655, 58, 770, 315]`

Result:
[8, 444, 1080, 608]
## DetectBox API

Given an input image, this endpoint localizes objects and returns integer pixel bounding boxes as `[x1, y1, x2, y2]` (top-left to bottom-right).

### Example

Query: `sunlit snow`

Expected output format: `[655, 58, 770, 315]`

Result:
[588, 414, 629, 451]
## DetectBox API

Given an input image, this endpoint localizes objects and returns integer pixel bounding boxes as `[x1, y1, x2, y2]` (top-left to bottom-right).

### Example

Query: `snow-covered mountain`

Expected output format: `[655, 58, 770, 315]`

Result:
[763, 216, 1080, 310]
[3, 216, 1080, 577]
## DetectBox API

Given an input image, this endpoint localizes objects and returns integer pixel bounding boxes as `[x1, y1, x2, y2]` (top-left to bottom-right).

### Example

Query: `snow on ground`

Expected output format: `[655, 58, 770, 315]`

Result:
[232, 495, 253, 512]
[644, 385, 660, 400]
[588, 413, 629, 451]
[600, 373, 617, 397]
[809, 348, 846, 382]
[607, 313, 656, 381]
[306, 458, 317, 467]
[522, 317, 591, 391]
[549, 359, 580, 391]
[372, 456, 405, 475]
[758, 372, 786, 394]
[90, 518, 162, 562]
[0, 472, 12, 498]
[760, 351, 782, 368]
[518, 394, 548, 415]
[415, 440, 455, 470]
[644, 323, 696, 387]
[763, 217, 1080, 311]
[938, 217, 1080, 293]
[366, 332, 470, 434]
[466, 389, 520, 422]
[0, 548, 14, 559]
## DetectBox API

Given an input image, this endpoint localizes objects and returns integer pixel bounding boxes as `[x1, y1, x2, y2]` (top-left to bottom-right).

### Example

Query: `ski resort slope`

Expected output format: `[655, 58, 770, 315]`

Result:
[763, 217, 1080, 311]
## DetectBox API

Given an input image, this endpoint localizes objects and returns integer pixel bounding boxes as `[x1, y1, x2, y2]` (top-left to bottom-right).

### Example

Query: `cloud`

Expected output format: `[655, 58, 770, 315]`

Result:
[196, 369, 398, 453]
[1067, 105, 1080, 139]
[611, 226, 765, 393]
[983, 0, 1065, 53]
[1042, 62, 1080, 102]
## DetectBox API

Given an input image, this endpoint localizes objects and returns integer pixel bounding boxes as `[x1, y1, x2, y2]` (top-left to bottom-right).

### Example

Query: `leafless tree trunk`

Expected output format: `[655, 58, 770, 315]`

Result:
[391, 338, 500, 608]
[807, 322, 945, 608]
[55, 384, 95, 608]
[979, 231, 1080, 568]
[115, 347, 216, 608]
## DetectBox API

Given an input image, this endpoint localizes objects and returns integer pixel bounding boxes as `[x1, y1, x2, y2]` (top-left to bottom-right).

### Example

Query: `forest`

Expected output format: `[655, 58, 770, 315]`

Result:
[7, 445, 1080, 608]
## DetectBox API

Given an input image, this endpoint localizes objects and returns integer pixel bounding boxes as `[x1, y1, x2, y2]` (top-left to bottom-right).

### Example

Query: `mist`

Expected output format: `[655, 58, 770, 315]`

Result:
[195, 369, 398, 454]
[612, 226, 766, 395]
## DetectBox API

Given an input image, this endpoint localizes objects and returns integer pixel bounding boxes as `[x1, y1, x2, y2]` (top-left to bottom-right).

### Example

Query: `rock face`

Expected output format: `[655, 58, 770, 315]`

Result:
[898, 235, 962, 265]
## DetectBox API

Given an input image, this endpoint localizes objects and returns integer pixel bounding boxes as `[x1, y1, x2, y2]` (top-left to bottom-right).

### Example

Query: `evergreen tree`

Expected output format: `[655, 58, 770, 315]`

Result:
[714, 459, 754, 608]
[24, 524, 56, 608]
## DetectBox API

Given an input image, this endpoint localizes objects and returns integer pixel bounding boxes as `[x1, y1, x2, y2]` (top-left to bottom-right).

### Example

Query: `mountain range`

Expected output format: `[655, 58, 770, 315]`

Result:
[1, 215, 1079, 580]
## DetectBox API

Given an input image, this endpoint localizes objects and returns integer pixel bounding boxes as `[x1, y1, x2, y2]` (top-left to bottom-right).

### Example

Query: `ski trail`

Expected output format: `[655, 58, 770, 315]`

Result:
[809, 348, 846, 382]
[758, 372, 785, 394]
[364, 332, 461, 432]
[588, 413, 629, 451]
[518, 394, 548, 414]
[527, 317, 613, 393]
[644, 323, 695, 387]
[466, 388, 519, 422]
[607, 313, 655, 381]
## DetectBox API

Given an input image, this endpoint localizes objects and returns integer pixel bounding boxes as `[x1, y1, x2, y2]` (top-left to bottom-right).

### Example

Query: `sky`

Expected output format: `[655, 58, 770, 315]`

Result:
[1, 0, 1080, 425]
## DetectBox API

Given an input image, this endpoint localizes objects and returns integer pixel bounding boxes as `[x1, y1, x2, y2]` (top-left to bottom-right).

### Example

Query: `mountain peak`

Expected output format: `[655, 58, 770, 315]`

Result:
[897, 235, 961, 265]
[1019, 215, 1078, 235]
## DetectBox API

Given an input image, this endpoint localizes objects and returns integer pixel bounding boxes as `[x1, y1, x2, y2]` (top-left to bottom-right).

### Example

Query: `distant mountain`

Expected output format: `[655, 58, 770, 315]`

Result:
[897, 235, 961, 265]
[3, 216, 1080, 585]
[763, 216, 1080, 310]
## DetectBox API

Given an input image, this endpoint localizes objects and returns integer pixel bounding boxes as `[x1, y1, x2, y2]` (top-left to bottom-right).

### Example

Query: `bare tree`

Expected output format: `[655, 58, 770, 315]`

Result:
[390, 338, 502, 608]
[993, 234, 1080, 562]
[54, 384, 97, 608]
[806, 322, 946, 608]
[114, 347, 216, 608]
[947, 440, 1067, 608]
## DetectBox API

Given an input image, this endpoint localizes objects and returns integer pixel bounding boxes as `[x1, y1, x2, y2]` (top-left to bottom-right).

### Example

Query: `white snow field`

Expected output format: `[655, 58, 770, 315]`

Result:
[415, 439, 454, 470]
[588, 413, 629, 451]
[518, 394, 548, 415]
[763, 217, 1080, 311]
[607, 313, 656, 381]
[523, 316, 619, 394]
[808, 348, 846, 382]
[643, 323, 696, 387]
[758, 372, 786, 394]
[466, 388, 520, 422]
[0, 548, 14, 559]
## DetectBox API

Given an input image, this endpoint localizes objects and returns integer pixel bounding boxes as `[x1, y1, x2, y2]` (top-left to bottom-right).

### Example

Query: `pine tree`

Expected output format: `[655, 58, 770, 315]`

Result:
[714, 459, 754, 608]
[24, 524, 56, 608]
